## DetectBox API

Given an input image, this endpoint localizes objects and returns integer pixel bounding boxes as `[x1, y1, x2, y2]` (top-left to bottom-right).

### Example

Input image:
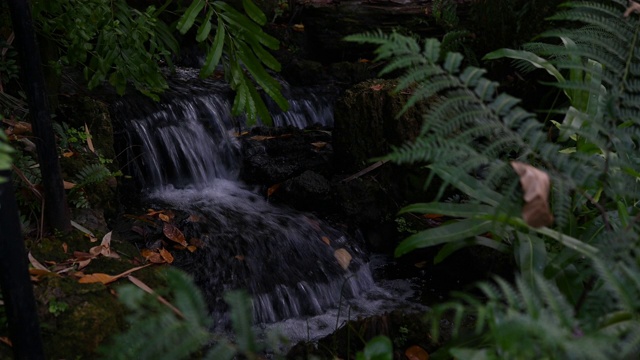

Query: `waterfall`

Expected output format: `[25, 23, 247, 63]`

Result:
[112, 73, 374, 324]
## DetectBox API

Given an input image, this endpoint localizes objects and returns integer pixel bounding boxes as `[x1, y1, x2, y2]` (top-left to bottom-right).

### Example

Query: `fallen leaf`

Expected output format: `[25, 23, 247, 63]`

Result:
[127, 275, 184, 318]
[358, 58, 370, 63]
[292, 23, 304, 32]
[267, 183, 281, 197]
[11, 121, 32, 135]
[158, 213, 171, 222]
[187, 214, 202, 222]
[250, 135, 276, 141]
[311, 141, 327, 149]
[370, 84, 384, 91]
[159, 248, 174, 264]
[235, 255, 245, 261]
[63, 180, 76, 189]
[84, 123, 95, 153]
[321, 236, 331, 246]
[62, 151, 75, 158]
[101, 231, 112, 247]
[0, 336, 12, 347]
[625, 1, 640, 17]
[405, 345, 429, 360]
[334, 248, 352, 270]
[73, 251, 95, 261]
[511, 161, 554, 228]
[28, 252, 49, 271]
[189, 238, 204, 248]
[163, 223, 187, 246]
[29, 268, 57, 277]
[78, 273, 116, 284]
[62, 242, 68, 253]
[78, 264, 152, 284]
[77, 259, 92, 270]
[187, 245, 197, 252]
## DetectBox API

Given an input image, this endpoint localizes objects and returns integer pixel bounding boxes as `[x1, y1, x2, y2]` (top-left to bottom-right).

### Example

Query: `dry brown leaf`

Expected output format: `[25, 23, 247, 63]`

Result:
[511, 161, 554, 228]
[163, 222, 187, 246]
[292, 23, 305, 32]
[29, 268, 57, 277]
[77, 259, 92, 270]
[158, 213, 171, 222]
[62, 242, 68, 253]
[141, 249, 165, 264]
[62, 151, 75, 158]
[127, 275, 184, 318]
[187, 214, 202, 222]
[405, 345, 429, 360]
[73, 251, 95, 261]
[28, 252, 49, 271]
[187, 245, 197, 253]
[159, 248, 174, 264]
[311, 141, 327, 149]
[625, 1, 640, 17]
[78, 264, 152, 284]
[63, 181, 76, 189]
[78, 273, 116, 284]
[10, 121, 32, 135]
[267, 183, 281, 198]
[250, 135, 276, 141]
[370, 84, 384, 91]
[189, 238, 204, 248]
[0, 336, 12, 347]
[334, 248, 352, 270]
[321, 236, 331, 246]
[84, 123, 95, 153]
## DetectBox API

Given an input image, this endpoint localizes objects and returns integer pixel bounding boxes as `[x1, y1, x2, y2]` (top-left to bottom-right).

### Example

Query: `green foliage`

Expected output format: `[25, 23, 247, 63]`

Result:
[48, 299, 69, 317]
[0, 115, 12, 184]
[33, 0, 177, 100]
[177, 0, 289, 125]
[100, 269, 283, 360]
[355, 336, 393, 360]
[31, 0, 287, 124]
[68, 163, 113, 209]
[348, 0, 640, 357]
[0, 38, 19, 86]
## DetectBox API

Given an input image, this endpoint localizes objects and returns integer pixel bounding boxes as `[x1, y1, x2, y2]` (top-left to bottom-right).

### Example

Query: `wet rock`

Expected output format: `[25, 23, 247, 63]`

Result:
[280, 170, 332, 211]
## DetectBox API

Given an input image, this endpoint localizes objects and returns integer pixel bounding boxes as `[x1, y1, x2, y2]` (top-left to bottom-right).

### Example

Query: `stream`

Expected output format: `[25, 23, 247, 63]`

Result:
[110, 69, 427, 345]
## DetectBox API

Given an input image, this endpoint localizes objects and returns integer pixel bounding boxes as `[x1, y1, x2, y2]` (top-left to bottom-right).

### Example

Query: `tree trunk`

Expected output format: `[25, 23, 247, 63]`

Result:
[0, 170, 46, 360]
[7, 0, 71, 232]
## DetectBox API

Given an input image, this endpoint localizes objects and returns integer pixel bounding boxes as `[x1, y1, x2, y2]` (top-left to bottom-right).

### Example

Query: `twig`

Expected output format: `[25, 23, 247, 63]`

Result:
[340, 160, 388, 183]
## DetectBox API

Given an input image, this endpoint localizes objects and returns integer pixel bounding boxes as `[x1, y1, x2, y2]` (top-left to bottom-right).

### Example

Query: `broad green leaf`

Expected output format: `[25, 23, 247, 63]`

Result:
[514, 232, 547, 287]
[395, 219, 493, 257]
[361, 336, 393, 360]
[246, 76, 273, 126]
[483, 48, 565, 83]
[177, 0, 205, 34]
[431, 165, 502, 206]
[434, 236, 509, 264]
[196, 8, 213, 42]
[200, 21, 226, 78]
[399, 202, 494, 218]
[242, 0, 267, 25]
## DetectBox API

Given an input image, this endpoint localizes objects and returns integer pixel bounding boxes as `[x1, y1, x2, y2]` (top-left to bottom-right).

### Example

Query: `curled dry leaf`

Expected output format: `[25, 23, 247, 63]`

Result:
[511, 161, 554, 228]
[321, 236, 331, 246]
[405, 345, 429, 360]
[163, 222, 188, 246]
[334, 248, 352, 270]
[158, 213, 171, 222]
[78, 264, 152, 284]
[625, 1, 640, 17]
[159, 248, 174, 264]
[28, 252, 49, 271]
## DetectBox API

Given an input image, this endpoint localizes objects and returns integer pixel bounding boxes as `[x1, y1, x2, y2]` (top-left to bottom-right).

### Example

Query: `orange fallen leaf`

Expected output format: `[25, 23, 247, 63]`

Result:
[267, 183, 281, 198]
[159, 213, 171, 222]
[62, 151, 75, 158]
[29, 268, 58, 277]
[250, 135, 276, 141]
[292, 23, 304, 32]
[511, 161, 554, 228]
[0, 336, 12, 347]
[405, 345, 429, 360]
[78, 264, 152, 284]
[63, 181, 76, 189]
[358, 58, 370, 63]
[311, 141, 327, 149]
[370, 84, 384, 91]
[159, 248, 174, 264]
[334, 248, 352, 270]
[321, 236, 331, 246]
[163, 223, 187, 246]
[187, 245, 197, 253]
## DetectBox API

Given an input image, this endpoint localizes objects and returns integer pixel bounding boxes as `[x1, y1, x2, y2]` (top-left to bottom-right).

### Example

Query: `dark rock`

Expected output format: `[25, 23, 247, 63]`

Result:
[280, 170, 332, 211]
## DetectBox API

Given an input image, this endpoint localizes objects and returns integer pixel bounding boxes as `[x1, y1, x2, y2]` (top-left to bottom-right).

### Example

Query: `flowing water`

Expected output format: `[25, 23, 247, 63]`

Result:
[112, 71, 425, 341]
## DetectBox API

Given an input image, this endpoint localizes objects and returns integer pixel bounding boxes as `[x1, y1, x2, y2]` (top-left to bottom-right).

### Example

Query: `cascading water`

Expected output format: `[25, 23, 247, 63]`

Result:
[112, 73, 374, 325]
[112, 72, 426, 343]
